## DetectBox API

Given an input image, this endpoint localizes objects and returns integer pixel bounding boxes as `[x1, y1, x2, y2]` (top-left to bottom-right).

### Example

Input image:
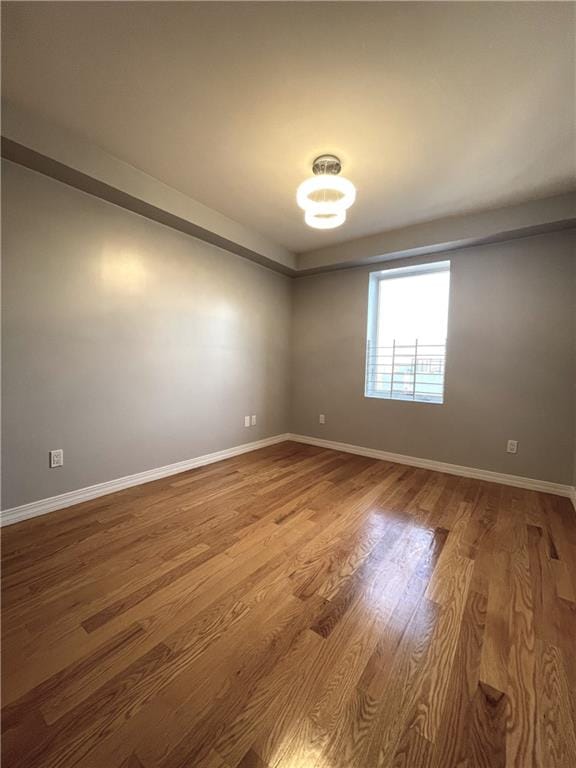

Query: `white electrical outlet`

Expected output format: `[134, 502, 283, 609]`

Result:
[506, 440, 518, 454]
[251, 414, 257, 426]
[319, 414, 326, 424]
[244, 416, 250, 428]
[49, 449, 64, 468]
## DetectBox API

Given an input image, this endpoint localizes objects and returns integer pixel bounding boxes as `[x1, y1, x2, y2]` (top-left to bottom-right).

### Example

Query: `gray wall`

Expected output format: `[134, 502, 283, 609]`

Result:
[2, 160, 575, 511]
[574, 259, 576, 487]
[291, 231, 576, 485]
[2, 160, 292, 509]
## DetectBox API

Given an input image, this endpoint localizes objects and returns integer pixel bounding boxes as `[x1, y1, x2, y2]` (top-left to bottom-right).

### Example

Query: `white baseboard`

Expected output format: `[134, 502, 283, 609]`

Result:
[0, 434, 290, 527]
[3, 432, 573, 527]
[287, 433, 574, 499]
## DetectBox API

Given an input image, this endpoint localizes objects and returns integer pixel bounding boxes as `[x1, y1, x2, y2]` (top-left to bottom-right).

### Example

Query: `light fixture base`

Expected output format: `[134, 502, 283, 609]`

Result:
[312, 154, 341, 176]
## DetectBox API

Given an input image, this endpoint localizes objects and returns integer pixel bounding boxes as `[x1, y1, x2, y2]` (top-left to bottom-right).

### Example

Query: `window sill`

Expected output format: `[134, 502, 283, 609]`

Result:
[364, 391, 444, 405]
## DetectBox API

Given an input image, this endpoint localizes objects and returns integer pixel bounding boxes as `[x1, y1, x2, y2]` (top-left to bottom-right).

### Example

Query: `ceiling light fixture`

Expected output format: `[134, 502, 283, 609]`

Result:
[304, 209, 346, 229]
[297, 155, 356, 230]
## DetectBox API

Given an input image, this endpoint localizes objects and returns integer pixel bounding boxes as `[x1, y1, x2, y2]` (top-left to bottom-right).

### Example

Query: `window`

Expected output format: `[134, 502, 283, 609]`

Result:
[365, 261, 450, 404]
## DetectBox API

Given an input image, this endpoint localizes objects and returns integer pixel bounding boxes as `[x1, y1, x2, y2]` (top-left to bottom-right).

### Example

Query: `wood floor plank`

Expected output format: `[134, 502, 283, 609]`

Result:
[211, 628, 325, 767]
[431, 589, 487, 767]
[404, 555, 475, 744]
[467, 681, 508, 768]
[479, 549, 511, 694]
[2, 441, 574, 768]
[537, 640, 576, 768]
[363, 595, 441, 766]
[505, 538, 539, 767]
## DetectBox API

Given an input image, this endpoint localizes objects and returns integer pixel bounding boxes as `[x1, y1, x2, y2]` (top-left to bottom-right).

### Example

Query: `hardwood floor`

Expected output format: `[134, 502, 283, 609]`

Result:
[2, 441, 576, 767]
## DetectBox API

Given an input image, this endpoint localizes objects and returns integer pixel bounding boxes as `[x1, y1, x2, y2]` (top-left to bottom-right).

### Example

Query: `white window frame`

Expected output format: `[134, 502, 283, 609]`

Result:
[364, 260, 450, 404]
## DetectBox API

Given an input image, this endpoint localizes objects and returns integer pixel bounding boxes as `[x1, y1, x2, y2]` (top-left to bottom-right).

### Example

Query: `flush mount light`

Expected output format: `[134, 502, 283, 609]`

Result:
[297, 155, 356, 230]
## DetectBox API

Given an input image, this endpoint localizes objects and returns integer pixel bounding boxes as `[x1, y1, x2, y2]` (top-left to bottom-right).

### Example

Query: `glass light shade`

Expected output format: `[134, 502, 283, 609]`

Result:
[297, 175, 356, 213]
[304, 209, 346, 229]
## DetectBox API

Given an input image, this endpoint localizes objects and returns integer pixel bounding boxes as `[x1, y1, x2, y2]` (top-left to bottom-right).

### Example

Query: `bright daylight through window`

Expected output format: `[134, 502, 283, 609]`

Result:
[365, 261, 450, 404]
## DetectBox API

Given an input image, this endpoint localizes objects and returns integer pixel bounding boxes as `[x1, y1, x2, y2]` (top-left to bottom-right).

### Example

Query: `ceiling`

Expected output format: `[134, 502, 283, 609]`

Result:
[2, 2, 575, 254]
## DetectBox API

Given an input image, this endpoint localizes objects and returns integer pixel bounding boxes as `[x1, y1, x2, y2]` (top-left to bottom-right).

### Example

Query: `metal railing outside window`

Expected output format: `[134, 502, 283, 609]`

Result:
[365, 339, 446, 403]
